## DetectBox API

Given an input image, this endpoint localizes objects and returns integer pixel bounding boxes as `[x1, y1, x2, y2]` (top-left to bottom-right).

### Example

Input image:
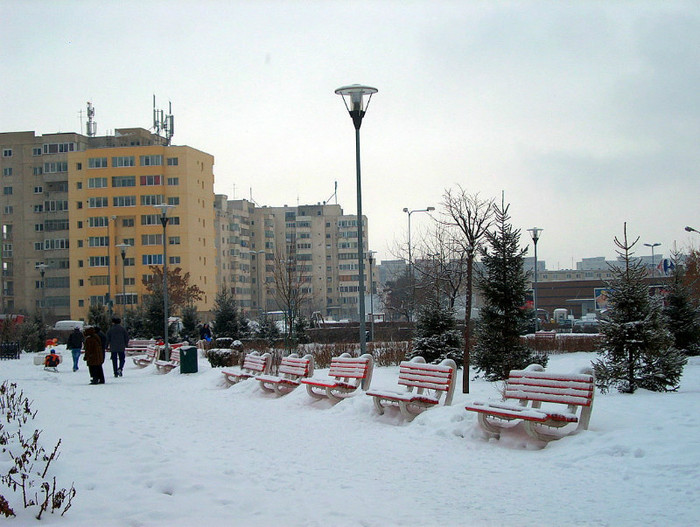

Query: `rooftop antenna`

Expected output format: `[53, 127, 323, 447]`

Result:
[152, 95, 175, 145]
[86, 101, 97, 137]
[326, 181, 338, 204]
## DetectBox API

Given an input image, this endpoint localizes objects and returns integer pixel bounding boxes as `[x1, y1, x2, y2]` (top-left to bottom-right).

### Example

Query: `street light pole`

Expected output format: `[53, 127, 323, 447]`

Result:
[644, 242, 661, 277]
[402, 207, 435, 321]
[155, 204, 175, 357]
[116, 243, 130, 315]
[527, 227, 542, 332]
[368, 251, 376, 342]
[336, 84, 377, 355]
[36, 263, 48, 325]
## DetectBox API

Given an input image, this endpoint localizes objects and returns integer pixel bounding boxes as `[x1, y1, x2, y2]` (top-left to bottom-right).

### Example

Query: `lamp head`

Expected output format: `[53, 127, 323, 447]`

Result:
[527, 227, 543, 243]
[335, 84, 378, 129]
[427, 206, 435, 212]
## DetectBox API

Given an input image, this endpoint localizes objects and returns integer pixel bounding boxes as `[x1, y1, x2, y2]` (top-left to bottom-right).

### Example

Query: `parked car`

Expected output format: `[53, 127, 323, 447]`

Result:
[573, 320, 600, 333]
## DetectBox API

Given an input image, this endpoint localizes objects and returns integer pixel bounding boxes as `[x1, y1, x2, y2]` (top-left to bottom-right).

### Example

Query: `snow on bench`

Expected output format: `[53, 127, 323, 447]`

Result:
[222, 351, 272, 385]
[366, 356, 457, 421]
[465, 363, 595, 443]
[257, 353, 314, 396]
[302, 353, 374, 403]
[132, 345, 158, 368]
[154, 345, 184, 374]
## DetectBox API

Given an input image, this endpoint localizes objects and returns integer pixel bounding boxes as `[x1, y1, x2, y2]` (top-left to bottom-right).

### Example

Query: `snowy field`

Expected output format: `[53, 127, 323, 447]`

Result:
[2, 348, 699, 526]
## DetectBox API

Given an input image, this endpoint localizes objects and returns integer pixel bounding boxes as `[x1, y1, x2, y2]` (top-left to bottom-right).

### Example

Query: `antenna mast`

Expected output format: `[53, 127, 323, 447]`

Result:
[86, 101, 97, 137]
[152, 95, 175, 145]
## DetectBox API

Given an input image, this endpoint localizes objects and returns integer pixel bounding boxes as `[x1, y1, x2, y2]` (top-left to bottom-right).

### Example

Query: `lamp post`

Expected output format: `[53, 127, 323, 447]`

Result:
[155, 204, 175, 357]
[368, 251, 376, 342]
[106, 216, 116, 318]
[36, 263, 48, 324]
[249, 250, 266, 317]
[116, 243, 130, 315]
[335, 84, 377, 355]
[644, 242, 661, 277]
[527, 227, 542, 331]
[402, 206, 435, 321]
[686, 226, 699, 234]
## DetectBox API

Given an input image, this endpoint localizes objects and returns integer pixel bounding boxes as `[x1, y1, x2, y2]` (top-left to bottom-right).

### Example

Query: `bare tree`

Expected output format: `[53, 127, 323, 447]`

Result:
[441, 186, 495, 393]
[270, 248, 312, 347]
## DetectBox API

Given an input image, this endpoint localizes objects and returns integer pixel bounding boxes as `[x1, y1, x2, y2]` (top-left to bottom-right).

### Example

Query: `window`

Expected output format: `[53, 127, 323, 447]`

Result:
[2, 149, 12, 157]
[34, 204, 43, 213]
[32, 147, 41, 156]
[43, 162, 68, 173]
[33, 167, 43, 175]
[31, 186, 43, 195]
[3, 187, 12, 195]
[167, 157, 178, 166]
[141, 234, 163, 246]
[3, 206, 12, 214]
[140, 175, 162, 186]
[112, 156, 135, 167]
[167, 177, 179, 186]
[113, 196, 136, 207]
[88, 157, 108, 169]
[88, 177, 107, 188]
[89, 236, 109, 247]
[169, 256, 181, 264]
[76, 162, 82, 170]
[89, 256, 109, 267]
[142, 254, 163, 265]
[35, 224, 44, 232]
[44, 238, 69, 250]
[122, 238, 134, 246]
[169, 236, 180, 245]
[141, 214, 159, 226]
[88, 216, 108, 228]
[167, 196, 179, 206]
[140, 155, 162, 166]
[170, 216, 180, 225]
[141, 194, 163, 206]
[2, 168, 11, 177]
[43, 143, 75, 154]
[112, 176, 136, 187]
[90, 276, 109, 286]
[2, 243, 12, 257]
[122, 218, 135, 227]
[88, 197, 108, 208]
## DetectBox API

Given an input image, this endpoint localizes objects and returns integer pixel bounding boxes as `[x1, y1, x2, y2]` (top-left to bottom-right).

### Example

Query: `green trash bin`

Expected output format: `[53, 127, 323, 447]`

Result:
[179, 345, 198, 374]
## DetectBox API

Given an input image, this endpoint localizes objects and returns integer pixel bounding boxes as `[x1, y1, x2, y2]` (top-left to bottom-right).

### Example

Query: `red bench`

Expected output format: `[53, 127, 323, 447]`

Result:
[222, 351, 272, 385]
[154, 347, 181, 374]
[132, 345, 158, 368]
[257, 353, 314, 396]
[465, 364, 595, 443]
[302, 353, 374, 403]
[366, 357, 457, 421]
[125, 339, 158, 356]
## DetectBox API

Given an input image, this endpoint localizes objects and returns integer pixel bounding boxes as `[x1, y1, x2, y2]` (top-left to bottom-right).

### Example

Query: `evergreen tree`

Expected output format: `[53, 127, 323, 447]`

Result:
[18, 311, 46, 353]
[87, 303, 109, 333]
[472, 200, 548, 381]
[212, 288, 241, 339]
[180, 304, 200, 344]
[409, 300, 463, 365]
[663, 254, 700, 356]
[256, 313, 281, 346]
[142, 291, 169, 339]
[123, 307, 145, 338]
[293, 316, 310, 345]
[593, 224, 687, 393]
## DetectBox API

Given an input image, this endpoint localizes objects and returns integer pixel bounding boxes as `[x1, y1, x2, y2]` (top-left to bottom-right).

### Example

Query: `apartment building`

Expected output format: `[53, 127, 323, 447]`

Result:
[0, 128, 217, 322]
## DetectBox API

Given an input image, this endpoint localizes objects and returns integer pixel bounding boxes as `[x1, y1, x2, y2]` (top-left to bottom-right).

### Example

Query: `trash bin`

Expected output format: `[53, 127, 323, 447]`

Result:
[179, 345, 198, 374]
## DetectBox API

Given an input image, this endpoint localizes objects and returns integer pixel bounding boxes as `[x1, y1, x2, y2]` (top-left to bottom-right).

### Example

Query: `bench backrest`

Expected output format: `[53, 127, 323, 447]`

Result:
[169, 348, 181, 363]
[505, 367, 595, 408]
[278, 353, 314, 379]
[242, 352, 271, 374]
[398, 357, 457, 405]
[129, 339, 156, 348]
[329, 353, 374, 390]
[146, 346, 158, 359]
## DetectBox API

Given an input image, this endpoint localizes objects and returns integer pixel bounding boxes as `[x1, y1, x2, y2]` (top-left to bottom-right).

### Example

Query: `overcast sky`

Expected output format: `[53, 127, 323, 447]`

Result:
[2, 1, 698, 268]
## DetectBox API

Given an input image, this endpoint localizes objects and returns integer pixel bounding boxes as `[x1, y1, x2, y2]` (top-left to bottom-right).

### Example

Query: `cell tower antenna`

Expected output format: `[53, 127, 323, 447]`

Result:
[326, 181, 338, 204]
[86, 101, 97, 137]
[152, 95, 175, 145]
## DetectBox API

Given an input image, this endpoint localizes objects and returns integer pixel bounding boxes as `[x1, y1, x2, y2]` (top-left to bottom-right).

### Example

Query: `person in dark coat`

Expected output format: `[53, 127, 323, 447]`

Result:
[106, 317, 130, 377]
[83, 326, 105, 385]
[66, 326, 84, 372]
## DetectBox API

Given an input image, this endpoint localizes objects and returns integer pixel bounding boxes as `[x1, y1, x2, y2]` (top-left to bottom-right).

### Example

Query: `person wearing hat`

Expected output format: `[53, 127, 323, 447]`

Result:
[66, 326, 84, 372]
[83, 326, 105, 385]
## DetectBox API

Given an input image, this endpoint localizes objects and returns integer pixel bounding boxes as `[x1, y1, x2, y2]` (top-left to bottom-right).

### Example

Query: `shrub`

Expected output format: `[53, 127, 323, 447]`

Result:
[204, 348, 240, 368]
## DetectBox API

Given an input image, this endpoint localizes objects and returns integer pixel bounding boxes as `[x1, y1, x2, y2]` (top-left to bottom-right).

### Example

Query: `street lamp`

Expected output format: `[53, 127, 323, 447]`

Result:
[527, 227, 542, 331]
[403, 206, 435, 321]
[685, 226, 698, 234]
[106, 216, 116, 318]
[644, 242, 661, 277]
[154, 204, 175, 357]
[116, 243, 131, 315]
[35, 263, 48, 324]
[336, 83, 377, 355]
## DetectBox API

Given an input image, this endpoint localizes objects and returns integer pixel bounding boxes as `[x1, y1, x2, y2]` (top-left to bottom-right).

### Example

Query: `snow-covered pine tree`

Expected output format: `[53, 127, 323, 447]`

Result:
[472, 199, 547, 381]
[212, 287, 242, 339]
[593, 224, 687, 393]
[409, 300, 463, 365]
[663, 252, 700, 356]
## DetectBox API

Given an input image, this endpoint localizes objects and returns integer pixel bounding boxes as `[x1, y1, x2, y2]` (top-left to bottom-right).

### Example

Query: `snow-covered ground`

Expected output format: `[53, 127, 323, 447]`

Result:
[2, 348, 698, 526]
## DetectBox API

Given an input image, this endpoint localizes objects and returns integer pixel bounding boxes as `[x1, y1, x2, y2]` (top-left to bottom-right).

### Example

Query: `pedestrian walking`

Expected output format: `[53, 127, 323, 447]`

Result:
[106, 317, 130, 377]
[66, 326, 84, 372]
[83, 326, 105, 384]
